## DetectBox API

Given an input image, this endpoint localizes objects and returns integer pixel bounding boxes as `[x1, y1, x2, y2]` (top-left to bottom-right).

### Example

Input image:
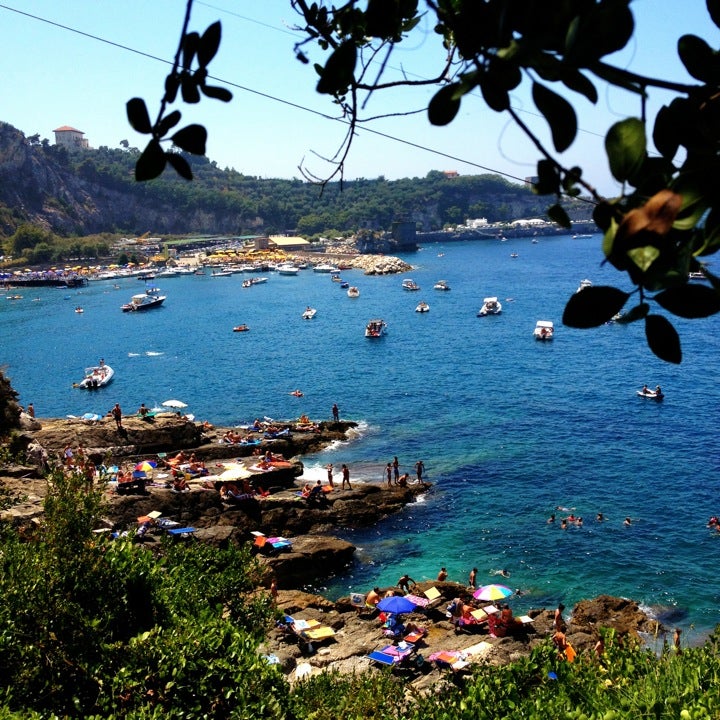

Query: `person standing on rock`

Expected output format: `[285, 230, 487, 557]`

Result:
[341, 463, 351, 490]
[469, 567, 478, 588]
[554, 603, 565, 632]
[27, 402, 35, 418]
[332, 403, 339, 422]
[111, 403, 123, 430]
[393, 456, 400, 483]
[415, 459, 426, 485]
[385, 462, 393, 487]
[326, 463, 334, 488]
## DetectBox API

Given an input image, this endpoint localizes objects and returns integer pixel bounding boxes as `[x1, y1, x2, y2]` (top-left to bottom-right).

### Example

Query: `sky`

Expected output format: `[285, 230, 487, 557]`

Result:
[0, 1, 716, 195]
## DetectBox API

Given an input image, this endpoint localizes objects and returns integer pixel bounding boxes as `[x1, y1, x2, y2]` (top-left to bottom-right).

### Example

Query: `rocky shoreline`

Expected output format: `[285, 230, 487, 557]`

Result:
[1, 413, 667, 690]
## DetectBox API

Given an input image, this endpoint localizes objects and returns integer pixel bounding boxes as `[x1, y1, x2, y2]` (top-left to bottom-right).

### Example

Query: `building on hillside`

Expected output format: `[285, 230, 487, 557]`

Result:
[443, 170, 459, 178]
[268, 236, 311, 252]
[53, 126, 89, 149]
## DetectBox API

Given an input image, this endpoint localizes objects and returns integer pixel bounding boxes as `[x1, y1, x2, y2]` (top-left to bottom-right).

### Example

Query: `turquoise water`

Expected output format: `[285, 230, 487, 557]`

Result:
[3, 236, 719, 639]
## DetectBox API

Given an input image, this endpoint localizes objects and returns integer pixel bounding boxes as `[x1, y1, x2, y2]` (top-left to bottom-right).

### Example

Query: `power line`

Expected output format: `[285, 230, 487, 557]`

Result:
[0, 2, 589, 188]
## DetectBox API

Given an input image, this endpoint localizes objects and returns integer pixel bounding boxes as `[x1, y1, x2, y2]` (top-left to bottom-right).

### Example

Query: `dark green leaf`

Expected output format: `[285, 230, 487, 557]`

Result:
[316, 41, 357, 95]
[182, 31, 200, 70]
[654, 284, 720, 318]
[533, 159, 560, 195]
[532, 82, 577, 152]
[678, 34, 716, 82]
[593, 201, 615, 232]
[605, 118, 646, 183]
[645, 314, 682, 363]
[616, 302, 650, 324]
[707, 0, 720, 29]
[166, 152, 193, 181]
[201, 85, 233, 102]
[547, 203, 571, 228]
[181, 79, 201, 104]
[480, 77, 510, 111]
[198, 21, 222, 68]
[164, 74, 180, 104]
[428, 84, 461, 126]
[563, 286, 630, 328]
[135, 139, 166, 181]
[560, 69, 598, 104]
[156, 110, 182, 137]
[126, 98, 152, 134]
[171, 124, 207, 155]
[652, 105, 680, 160]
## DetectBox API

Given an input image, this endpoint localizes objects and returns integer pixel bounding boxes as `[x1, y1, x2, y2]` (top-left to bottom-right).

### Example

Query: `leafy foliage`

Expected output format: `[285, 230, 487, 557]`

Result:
[282, 0, 720, 360]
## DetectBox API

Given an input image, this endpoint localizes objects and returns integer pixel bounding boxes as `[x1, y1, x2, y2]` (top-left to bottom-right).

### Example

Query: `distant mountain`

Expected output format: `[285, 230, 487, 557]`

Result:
[0, 121, 588, 238]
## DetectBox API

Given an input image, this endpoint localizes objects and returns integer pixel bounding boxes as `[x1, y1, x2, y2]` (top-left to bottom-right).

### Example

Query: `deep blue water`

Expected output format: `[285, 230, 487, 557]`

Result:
[3, 235, 719, 639]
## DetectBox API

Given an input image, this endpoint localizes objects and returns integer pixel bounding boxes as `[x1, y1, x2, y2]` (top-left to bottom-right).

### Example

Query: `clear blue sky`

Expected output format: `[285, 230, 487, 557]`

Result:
[0, 1, 715, 195]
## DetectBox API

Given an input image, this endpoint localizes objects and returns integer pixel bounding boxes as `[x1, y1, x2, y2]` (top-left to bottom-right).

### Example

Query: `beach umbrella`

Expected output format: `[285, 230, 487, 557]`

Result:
[162, 399, 188, 408]
[219, 464, 252, 482]
[376, 595, 417, 614]
[473, 584, 513, 602]
[135, 460, 157, 472]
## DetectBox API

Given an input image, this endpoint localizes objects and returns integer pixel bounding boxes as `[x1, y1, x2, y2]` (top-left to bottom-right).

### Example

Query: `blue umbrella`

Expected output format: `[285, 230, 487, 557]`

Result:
[377, 595, 417, 614]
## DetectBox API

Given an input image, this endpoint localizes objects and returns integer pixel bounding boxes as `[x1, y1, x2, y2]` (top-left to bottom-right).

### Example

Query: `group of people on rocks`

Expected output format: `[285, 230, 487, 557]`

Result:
[385, 457, 428, 487]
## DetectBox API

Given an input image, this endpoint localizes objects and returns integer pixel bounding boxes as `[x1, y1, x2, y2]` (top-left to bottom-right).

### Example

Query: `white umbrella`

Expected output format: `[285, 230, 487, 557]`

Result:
[162, 399, 188, 408]
[219, 464, 252, 482]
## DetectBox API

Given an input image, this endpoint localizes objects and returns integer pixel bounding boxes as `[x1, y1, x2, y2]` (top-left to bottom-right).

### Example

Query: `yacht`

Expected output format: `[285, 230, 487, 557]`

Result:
[478, 297, 502, 316]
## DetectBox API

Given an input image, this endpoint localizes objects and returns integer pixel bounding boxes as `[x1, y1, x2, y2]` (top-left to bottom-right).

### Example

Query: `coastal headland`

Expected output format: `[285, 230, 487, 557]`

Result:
[1, 413, 664, 688]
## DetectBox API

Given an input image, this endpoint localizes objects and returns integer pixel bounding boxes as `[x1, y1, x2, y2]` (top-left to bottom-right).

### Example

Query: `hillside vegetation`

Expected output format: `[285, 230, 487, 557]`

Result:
[0, 121, 588, 240]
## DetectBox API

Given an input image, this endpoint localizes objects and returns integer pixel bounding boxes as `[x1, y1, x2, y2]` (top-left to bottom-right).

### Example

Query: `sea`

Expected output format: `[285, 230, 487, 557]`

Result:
[2, 234, 719, 642]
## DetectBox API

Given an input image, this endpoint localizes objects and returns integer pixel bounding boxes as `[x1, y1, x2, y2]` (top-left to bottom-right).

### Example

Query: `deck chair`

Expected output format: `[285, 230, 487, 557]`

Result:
[424, 586, 442, 606]
[367, 650, 397, 666]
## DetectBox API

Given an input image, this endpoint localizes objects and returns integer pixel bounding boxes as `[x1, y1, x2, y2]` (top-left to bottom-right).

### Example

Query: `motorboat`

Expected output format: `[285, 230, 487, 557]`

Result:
[576, 278, 592, 293]
[233, 324, 250, 332]
[313, 263, 339, 273]
[75, 363, 114, 389]
[434, 280, 451, 291]
[347, 286, 360, 297]
[637, 386, 664, 401]
[365, 319, 387, 337]
[211, 269, 233, 277]
[340, 281, 349, 288]
[121, 292, 166, 311]
[402, 279, 420, 291]
[242, 277, 268, 288]
[478, 297, 502, 316]
[302, 307, 317, 320]
[331, 273, 343, 282]
[415, 301, 430, 313]
[277, 263, 299, 275]
[533, 320, 554, 340]
[75, 306, 84, 313]
[510, 252, 519, 258]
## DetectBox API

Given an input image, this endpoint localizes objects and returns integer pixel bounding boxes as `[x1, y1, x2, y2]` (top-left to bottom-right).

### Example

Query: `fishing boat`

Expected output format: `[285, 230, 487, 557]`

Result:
[75, 363, 114, 389]
[478, 297, 502, 316]
[415, 301, 430, 313]
[302, 307, 317, 320]
[365, 319, 387, 337]
[347, 286, 360, 298]
[402, 278, 420, 291]
[533, 320, 554, 340]
[434, 280, 451, 291]
[121, 291, 166, 311]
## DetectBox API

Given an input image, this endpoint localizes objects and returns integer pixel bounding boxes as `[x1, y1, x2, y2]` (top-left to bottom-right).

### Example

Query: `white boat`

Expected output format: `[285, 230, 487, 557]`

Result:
[510, 252, 519, 258]
[313, 263, 339, 273]
[211, 269, 233, 277]
[76, 363, 114, 389]
[637, 386, 664, 401]
[478, 297, 502, 316]
[121, 292, 166, 311]
[533, 320, 554, 340]
[576, 278, 592, 293]
[365, 319, 387, 337]
[242, 277, 268, 288]
[277, 264, 299, 275]
[402, 279, 420, 291]
[347, 286, 360, 298]
[302, 307, 317, 319]
[434, 280, 451, 291]
[415, 301, 430, 313]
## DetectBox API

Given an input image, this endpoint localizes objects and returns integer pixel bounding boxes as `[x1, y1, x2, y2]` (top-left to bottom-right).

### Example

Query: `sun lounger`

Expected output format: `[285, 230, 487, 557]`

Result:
[367, 650, 397, 666]
[367, 642, 415, 667]
[167, 527, 196, 536]
[301, 626, 336, 641]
